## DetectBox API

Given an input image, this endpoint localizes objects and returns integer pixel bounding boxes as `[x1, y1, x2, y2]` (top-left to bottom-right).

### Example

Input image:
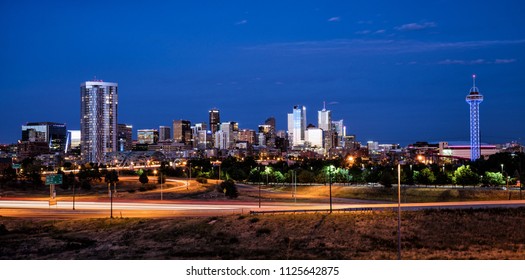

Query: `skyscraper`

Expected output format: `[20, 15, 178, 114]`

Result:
[173, 120, 192, 144]
[117, 124, 133, 151]
[318, 102, 332, 131]
[80, 80, 118, 163]
[209, 108, 220, 134]
[159, 126, 171, 142]
[287, 105, 307, 147]
[466, 75, 484, 161]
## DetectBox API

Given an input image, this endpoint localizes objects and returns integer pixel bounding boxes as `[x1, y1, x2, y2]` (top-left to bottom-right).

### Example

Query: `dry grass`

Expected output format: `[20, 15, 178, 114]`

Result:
[1, 207, 524, 260]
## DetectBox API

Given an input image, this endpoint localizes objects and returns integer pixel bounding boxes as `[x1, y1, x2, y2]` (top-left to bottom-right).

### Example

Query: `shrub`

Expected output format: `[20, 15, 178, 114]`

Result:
[80, 180, 91, 191]
[196, 177, 208, 184]
[256, 227, 271, 236]
[216, 179, 239, 199]
[249, 217, 260, 223]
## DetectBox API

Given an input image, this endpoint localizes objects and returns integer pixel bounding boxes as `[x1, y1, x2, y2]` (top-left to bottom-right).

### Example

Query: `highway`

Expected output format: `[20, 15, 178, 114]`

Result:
[1, 198, 524, 219]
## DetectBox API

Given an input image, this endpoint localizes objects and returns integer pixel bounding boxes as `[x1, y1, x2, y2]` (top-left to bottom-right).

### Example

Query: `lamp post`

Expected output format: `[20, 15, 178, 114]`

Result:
[397, 163, 402, 260]
[72, 172, 76, 210]
[328, 165, 334, 213]
[154, 170, 163, 200]
[501, 164, 504, 174]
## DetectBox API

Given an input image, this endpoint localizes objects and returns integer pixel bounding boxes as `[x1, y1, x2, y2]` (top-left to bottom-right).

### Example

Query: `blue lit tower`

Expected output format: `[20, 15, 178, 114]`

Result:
[466, 74, 483, 161]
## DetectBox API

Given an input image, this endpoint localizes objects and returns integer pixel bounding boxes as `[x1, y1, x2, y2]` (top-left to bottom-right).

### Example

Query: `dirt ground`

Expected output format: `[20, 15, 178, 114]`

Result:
[1, 207, 524, 260]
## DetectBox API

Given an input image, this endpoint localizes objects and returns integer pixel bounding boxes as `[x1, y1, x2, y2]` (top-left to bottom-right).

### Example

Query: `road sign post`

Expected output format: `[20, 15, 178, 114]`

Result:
[46, 174, 62, 207]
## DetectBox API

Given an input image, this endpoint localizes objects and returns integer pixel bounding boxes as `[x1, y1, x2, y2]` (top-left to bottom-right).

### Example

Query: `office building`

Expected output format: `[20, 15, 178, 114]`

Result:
[117, 124, 133, 151]
[318, 102, 332, 132]
[209, 108, 220, 134]
[66, 130, 81, 153]
[21, 122, 67, 153]
[287, 105, 307, 147]
[159, 126, 171, 142]
[239, 129, 257, 145]
[173, 120, 192, 144]
[138, 129, 159, 145]
[80, 80, 118, 163]
[305, 126, 323, 149]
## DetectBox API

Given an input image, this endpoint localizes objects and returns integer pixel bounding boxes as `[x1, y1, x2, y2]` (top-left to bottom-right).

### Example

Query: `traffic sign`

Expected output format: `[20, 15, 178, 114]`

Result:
[12, 164, 21, 169]
[45, 174, 63, 185]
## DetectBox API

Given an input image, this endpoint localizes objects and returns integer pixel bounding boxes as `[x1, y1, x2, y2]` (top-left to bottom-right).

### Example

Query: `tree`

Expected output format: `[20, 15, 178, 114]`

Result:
[0, 167, 17, 188]
[105, 170, 119, 186]
[379, 171, 395, 188]
[482, 171, 505, 186]
[139, 172, 149, 186]
[454, 165, 480, 186]
[414, 168, 436, 186]
[298, 170, 315, 184]
[216, 179, 239, 199]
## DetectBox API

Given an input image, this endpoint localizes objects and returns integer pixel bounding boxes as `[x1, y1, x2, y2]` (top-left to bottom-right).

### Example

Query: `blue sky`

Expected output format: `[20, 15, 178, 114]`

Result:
[1, 0, 524, 145]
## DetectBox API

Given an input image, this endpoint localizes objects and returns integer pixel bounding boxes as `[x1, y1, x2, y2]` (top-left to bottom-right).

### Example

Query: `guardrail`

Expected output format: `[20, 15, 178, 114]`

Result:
[249, 207, 386, 215]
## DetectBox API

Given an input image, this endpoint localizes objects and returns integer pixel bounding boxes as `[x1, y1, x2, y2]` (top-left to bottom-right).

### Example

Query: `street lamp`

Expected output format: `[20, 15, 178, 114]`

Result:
[397, 163, 402, 260]
[154, 170, 163, 200]
[501, 164, 504, 174]
[328, 165, 334, 213]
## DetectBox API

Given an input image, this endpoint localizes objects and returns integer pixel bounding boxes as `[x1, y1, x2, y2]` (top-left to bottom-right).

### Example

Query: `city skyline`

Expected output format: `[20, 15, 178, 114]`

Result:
[1, 1, 524, 145]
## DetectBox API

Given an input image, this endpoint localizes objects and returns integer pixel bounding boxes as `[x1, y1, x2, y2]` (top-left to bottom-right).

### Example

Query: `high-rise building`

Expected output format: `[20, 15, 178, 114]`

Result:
[209, 108, 220, 134]
[80, 80, 118, 163]
[466, 75, 484, 161]
[287, 105, 307, 147]
[215, 122, 238, 149]
[66, 130, 81, 153]
[117, 124, 133, 151]
[21, 122, 67, 153]
[173, 120, 192, 144]
[264, 116, 276, 132]
[137, 129, 159, 144]
[332, 119, 345, 137]
[305, 126, 323, 149]
[239, 129, 256, 145]
[159, 126, 171, 142]
[318, 102, 332, 131]
[191, 123, 207, 149]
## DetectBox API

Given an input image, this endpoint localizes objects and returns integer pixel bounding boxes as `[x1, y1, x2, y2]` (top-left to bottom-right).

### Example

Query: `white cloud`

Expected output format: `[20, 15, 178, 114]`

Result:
[495, 59, 517, 64]
[244, 39, 525, 56]
[235, 19, 247, 25]
[328, 17, 341, 22]
[438, 58, 517, 65]
[395, 22, 436, 31]
[355, 30, 371, 35]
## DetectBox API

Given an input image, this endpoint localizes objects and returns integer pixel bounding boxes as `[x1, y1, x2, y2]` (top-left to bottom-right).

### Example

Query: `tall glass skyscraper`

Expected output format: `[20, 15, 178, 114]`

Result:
[287, 105, 306, 147]
[209, 108, 220, 134]
[80, 80, 118, 163]
[318, 102, 332, 131]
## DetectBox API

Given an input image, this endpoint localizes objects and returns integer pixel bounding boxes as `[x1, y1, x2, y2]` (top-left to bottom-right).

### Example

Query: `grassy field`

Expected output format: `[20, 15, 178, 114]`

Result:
[1, 207, 524, 259]
[275, 184, 523, 203]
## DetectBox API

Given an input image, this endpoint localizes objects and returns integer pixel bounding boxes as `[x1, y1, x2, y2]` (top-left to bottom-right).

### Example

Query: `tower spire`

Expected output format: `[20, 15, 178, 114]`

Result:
[323, 101, 326, 111]
[470, 74, 479, 93]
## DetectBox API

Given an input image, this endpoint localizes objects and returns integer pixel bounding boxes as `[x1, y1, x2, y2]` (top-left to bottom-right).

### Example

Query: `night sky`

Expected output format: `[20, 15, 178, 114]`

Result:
[1, 0, 524, 145]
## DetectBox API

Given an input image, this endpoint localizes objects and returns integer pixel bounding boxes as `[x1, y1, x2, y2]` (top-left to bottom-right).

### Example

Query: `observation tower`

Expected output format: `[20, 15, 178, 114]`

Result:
[466, 74, 484, 161]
